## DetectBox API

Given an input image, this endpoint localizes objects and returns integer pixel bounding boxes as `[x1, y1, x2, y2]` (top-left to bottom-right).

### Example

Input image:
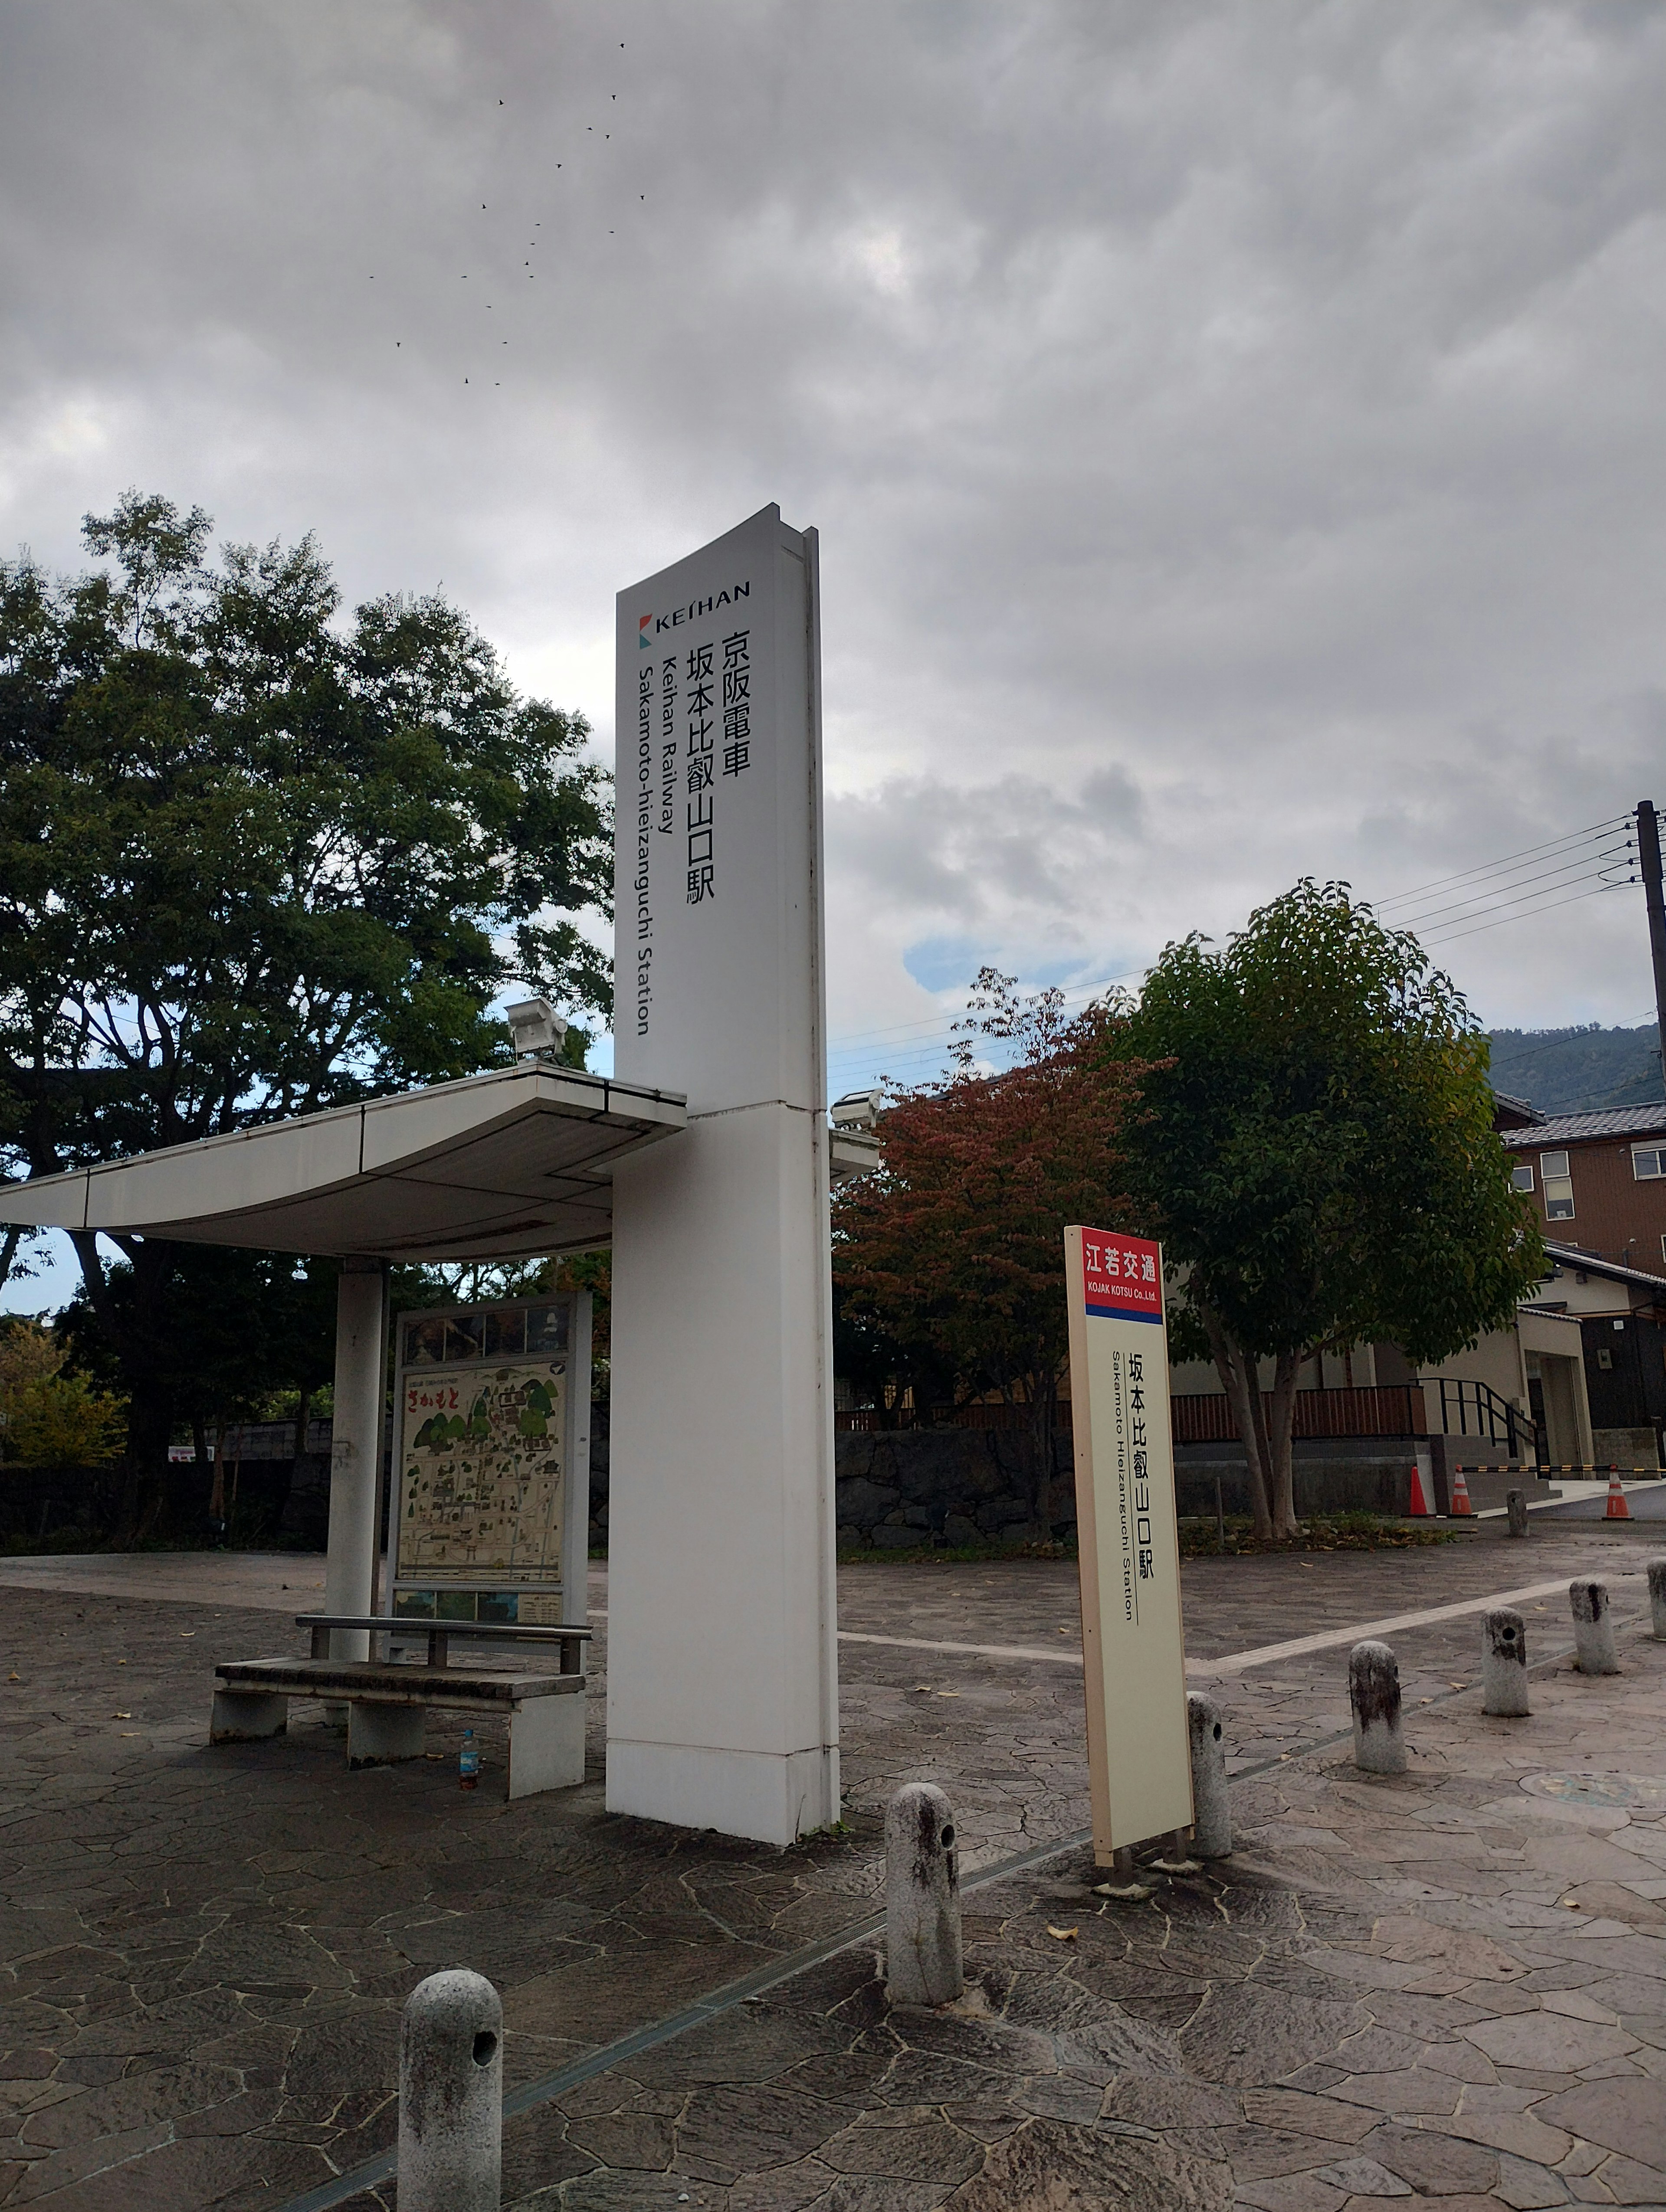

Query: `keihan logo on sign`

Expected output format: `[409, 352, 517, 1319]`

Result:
[1081, 1232, 1162, 1322]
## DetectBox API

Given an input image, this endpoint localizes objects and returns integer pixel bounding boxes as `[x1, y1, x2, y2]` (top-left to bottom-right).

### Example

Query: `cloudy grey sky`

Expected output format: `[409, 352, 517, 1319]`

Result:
[3, 0, 1664, 1117]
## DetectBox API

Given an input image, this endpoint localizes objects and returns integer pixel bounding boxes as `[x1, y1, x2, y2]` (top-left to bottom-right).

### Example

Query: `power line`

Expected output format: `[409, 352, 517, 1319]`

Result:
[1420, 878, 1633, 949]
[1374, 815, 1632, 913]
[828, 961, 1143, 1055]
[1391, 840, 1635, 936]
[826, 963, 1145, 1081]
[827, 807, 1657, 1090]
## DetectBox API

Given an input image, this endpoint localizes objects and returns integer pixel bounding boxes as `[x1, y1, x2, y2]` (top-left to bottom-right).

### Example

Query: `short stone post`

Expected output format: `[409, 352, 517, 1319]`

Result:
[1349, 1640, 1407, 1774]
[1187, 1692, 1232, 1857]
[1647, 1558, 1666, 1640]
[1570, 1579, 1619, 1675]
[885, 1783, 962, 2007]
[1482, 1607, 1530, 1716]
[1506, 1489, 1528, 1539]
[399, 1969, 502, 2212]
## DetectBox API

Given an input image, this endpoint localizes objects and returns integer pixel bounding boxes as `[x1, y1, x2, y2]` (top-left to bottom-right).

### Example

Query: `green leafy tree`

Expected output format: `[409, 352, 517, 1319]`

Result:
[0, 1318, 127, 1466]
[59, 1250, 342, 1537]
[834, 972, 1150, 1532]
[0, 491, 611, 1535]
[1121, 880, 1545, 1542]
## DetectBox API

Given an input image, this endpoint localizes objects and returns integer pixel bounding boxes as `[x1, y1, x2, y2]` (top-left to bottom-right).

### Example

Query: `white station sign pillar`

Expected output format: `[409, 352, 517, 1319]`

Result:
[1063, 1226, 1194, 1863]
[606, 505, 839, 1845]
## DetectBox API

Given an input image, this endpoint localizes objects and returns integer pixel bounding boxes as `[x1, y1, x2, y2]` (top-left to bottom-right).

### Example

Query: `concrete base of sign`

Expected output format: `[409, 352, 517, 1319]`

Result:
[210, 1689, 288, 1743]
[606, 1107, 839, 1849]
[348, 1702, 426, 1768]
[506, 1690, 586, 1800]
[606, 1738, 835, 1844]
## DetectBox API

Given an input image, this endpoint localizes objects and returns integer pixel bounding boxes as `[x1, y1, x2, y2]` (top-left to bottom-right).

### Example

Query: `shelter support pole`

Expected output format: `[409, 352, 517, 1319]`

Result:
[326, 1259, 388, 1661]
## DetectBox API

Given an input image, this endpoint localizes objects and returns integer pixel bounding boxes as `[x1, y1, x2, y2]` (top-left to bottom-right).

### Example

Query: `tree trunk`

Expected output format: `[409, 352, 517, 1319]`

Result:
[121, 1376, 174, 1544]
[1266, 1348, 1303, 1541]
[71, 1230, 179, 1546]
[1026, 1375, 1057, 1538]
[209, 1419, 227, 1523]
[281, 1385, 314, 1530]
[1201, 1305, 1273, 1541]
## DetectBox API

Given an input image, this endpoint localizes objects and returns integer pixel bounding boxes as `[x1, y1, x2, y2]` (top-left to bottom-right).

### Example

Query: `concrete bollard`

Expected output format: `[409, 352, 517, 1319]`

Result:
[1648, 1559, 1666, 1640]
[1506, 1489, 1528, 1539]
[1349, 1640, 1407, 1774]
[1482, 1607, 1531, 1716]
[1187, 1692, 1232, 1857]
[399, 1969, 502, 2212]
[1570, 1579, 1619, 1675]
[885, 1782, 963, 2007]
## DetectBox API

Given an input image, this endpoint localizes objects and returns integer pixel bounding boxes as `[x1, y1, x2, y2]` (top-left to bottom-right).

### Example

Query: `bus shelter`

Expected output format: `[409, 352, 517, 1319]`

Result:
[0, 1062, 686, 1651]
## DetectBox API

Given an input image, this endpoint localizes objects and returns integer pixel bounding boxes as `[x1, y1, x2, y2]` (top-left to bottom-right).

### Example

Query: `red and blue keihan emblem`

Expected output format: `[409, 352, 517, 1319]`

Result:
[1080, 1230, 1163, 1323]
[639, 614, 652, 649]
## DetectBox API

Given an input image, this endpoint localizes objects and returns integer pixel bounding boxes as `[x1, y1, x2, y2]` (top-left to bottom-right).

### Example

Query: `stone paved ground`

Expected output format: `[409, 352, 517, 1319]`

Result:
[1, 1523, 1664, 2208]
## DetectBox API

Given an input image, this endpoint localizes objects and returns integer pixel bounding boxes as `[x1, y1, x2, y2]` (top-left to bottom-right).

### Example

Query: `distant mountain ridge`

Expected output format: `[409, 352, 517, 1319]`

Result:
[1486, 1024, 1663, 1115]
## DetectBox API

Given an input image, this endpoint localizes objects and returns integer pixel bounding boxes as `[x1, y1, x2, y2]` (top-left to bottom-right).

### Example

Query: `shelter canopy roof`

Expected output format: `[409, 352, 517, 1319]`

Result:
[0, 1066, 686, 1263]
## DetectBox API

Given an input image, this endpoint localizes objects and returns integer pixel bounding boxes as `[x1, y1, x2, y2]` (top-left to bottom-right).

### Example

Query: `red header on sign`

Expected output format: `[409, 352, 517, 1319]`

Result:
[1079, 1228, 1163, 1324]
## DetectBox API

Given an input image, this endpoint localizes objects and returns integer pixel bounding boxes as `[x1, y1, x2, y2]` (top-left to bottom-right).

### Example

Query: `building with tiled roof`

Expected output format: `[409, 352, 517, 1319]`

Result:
[1499, 1101, 1666, 1273]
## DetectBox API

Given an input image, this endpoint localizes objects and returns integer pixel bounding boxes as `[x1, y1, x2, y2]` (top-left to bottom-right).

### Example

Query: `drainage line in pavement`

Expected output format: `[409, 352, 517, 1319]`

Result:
[276, 1612, 1645, 2212]
[276, 1826, 1092, 2212]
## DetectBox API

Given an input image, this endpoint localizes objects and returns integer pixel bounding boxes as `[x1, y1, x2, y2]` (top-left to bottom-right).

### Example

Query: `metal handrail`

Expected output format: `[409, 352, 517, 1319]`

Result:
[1435, 1378, 1541, 1463]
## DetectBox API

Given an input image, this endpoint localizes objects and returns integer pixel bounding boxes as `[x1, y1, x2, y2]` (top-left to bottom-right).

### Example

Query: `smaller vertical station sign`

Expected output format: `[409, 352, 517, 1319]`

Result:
[1063, 1226, 1193, 1863]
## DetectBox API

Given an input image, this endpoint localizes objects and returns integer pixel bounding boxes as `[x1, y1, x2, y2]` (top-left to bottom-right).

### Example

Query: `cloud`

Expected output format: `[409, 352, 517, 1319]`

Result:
[1, 0, 1663, 1096]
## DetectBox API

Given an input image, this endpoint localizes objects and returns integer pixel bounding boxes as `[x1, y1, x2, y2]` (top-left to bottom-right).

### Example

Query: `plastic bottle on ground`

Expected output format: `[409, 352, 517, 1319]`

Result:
[459, 1730, 480, 1790]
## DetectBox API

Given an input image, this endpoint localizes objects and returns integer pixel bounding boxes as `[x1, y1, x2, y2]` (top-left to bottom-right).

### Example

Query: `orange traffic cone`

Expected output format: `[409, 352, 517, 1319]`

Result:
[1448, 1465, 1474, 1517]
[1604, 1468, 1631, 1521]
[1407, 1462, 1434, 1516]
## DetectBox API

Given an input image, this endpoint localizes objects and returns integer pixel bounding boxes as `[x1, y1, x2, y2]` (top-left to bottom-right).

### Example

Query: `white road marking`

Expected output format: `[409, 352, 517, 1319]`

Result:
[834, 1571, 1647, 1679]
[1185, 1571, 1644, 1677]
[839, 1630, 1084, 1666]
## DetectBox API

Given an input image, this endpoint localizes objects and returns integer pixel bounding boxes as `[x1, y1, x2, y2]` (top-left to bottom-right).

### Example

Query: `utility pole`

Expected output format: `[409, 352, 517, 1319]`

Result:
[1638, 800, 1666, 1101]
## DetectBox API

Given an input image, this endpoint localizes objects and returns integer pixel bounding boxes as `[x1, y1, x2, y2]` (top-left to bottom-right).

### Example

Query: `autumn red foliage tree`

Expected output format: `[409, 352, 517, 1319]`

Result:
[833, 971, 1151, 1535]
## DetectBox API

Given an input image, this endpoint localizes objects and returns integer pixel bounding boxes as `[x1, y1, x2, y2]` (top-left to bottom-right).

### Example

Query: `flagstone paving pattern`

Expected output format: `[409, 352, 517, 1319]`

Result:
[0, 1525, 1664, 2205]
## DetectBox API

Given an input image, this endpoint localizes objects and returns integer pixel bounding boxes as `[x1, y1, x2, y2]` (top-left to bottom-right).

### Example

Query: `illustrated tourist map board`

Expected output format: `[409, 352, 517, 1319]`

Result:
[390, 1292, 591, 1626]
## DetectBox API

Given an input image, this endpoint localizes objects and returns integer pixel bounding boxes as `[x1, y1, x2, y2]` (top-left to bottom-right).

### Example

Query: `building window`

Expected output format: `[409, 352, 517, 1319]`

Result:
[1633, 1145, 1666, 1180]
[1540, 1150, 1574, 1221]
[1511, 1164, 1535, 1194]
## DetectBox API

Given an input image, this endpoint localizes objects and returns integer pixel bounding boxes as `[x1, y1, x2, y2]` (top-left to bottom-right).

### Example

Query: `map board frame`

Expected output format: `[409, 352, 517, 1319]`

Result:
[1063, 1224, 1193, 1862]
[389, 1291, 592, 1626]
